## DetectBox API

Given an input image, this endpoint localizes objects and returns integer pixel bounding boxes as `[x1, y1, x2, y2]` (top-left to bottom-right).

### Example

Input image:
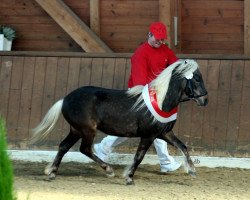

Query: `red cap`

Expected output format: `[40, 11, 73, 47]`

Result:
[149, 22, 167, 40]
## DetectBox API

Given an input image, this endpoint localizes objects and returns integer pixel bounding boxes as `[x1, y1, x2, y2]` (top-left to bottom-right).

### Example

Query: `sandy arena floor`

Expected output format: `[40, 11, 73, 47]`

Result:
[13, 161, 250, 200]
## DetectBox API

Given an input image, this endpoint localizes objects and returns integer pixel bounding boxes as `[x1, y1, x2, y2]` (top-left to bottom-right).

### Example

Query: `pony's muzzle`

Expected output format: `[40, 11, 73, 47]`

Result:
[196, 94, 208, 106]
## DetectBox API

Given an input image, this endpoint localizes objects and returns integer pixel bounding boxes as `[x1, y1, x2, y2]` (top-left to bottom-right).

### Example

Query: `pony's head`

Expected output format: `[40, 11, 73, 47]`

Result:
[148, 59, 208, 108]
[127, 59, 208, 113]
[174, 60, 208, 106]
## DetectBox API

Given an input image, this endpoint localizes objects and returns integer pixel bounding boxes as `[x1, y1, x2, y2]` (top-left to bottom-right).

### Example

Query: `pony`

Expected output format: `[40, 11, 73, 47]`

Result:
[31, 59, 208, 185]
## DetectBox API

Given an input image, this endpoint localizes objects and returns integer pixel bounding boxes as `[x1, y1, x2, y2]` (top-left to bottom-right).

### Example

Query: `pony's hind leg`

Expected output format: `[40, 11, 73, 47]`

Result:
[160, 130, 196, 177]
[79, 131, 115, 177]
[45, 128, 80, 179]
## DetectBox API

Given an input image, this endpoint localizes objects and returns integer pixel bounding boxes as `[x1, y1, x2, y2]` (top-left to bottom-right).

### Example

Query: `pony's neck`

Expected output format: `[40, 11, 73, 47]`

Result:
[161, 80, 182, 112]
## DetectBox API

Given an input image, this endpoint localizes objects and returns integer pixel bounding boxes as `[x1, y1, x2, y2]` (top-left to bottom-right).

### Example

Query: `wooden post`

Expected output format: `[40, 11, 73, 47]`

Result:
[90, 0, 100, 36]
[35, 0, 112, 53]
[159, 0, 172, 48]
[244, 0, 250, 55]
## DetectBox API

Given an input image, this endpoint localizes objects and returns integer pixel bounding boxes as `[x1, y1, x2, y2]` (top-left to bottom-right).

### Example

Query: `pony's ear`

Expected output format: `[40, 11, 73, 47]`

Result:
[184, 60, 188, 64]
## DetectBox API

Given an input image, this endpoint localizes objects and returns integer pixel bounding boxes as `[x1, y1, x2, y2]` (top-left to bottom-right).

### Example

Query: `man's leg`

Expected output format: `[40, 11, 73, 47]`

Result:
[94, 136, 127, 161]
[153, 138, 181, 172]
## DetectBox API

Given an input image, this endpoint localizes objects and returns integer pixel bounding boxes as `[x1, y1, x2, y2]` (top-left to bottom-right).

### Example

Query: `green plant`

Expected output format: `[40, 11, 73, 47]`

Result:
[0, 118, 16, 200]
[0, 26, 16, 41]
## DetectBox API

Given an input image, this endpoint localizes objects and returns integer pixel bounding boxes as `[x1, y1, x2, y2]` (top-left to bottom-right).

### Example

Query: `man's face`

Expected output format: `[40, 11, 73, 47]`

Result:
[148, 33, 164, 48]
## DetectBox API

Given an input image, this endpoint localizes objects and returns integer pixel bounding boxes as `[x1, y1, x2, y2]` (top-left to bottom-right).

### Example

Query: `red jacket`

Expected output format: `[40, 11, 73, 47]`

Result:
[127, 42, 178, 88]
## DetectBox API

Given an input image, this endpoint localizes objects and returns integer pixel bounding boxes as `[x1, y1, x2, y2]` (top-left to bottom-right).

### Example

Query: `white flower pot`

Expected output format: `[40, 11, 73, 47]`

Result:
[0, 34, 12, 51]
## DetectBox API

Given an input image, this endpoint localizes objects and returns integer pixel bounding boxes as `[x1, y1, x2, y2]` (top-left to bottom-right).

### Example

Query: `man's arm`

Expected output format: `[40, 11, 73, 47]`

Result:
[130, 53, 149, 86]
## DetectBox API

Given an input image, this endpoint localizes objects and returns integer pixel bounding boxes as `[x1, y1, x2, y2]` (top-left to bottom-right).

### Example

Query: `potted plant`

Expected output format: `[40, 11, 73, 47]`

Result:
[0, 26, 16, 51]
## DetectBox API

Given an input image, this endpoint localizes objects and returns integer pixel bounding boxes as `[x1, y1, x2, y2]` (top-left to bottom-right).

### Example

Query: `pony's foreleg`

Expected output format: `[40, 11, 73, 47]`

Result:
[45, 129, 80, 179]
[123, 138, 153, 185]
[160, 131, 196, 177]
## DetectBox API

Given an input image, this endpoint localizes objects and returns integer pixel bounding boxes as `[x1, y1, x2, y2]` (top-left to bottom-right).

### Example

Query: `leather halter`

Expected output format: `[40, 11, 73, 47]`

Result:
[180, 78, 208, 102]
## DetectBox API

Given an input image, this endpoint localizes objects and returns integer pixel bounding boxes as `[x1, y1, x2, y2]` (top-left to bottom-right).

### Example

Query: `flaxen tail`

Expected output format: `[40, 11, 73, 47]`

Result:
[30, 99, 64, 144]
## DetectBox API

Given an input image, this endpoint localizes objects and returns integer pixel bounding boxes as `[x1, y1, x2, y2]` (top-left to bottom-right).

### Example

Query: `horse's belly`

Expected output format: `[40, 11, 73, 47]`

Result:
[97, 119, 138, 137]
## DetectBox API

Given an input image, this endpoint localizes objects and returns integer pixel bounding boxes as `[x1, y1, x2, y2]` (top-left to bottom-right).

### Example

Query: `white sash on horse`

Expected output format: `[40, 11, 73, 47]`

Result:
[142, 84, 177, 123]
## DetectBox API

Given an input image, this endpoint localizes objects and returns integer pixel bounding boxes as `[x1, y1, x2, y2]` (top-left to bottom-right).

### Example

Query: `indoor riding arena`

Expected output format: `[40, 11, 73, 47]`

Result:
[0, 0, 249, 200]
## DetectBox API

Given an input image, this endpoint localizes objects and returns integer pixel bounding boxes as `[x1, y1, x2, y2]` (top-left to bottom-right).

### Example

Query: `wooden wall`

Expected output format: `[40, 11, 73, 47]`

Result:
[181, 0, 244, 54]
[0, 0, 89, 51]
[100, 0, 158, 52]
[0, 0, 157, 53]
[0, 0, 245, 54]
[0, 52, 249, 156]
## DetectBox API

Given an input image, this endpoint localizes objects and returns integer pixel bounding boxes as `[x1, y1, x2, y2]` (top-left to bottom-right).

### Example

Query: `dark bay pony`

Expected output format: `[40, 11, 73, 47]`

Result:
[31, 59, 208, 185]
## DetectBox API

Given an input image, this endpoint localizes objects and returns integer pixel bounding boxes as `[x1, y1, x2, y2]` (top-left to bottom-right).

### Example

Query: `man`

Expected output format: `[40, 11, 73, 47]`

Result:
[94, 22, 181, 172]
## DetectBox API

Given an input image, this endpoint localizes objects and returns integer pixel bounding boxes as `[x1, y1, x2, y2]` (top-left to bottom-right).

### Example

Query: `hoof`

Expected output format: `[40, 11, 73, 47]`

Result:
[125, 177, 134, 185]
[106, 171, 115, 178]
[106, 166, 115, 177]
[44, 164, 57, 177]
[44, 165, 52, 175]
[188, 170, 197, 178]
[48, 173, 56, 180]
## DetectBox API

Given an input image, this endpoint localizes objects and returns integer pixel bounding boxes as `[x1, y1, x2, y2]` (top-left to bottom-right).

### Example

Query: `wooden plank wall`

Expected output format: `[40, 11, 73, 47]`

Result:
[0, 53, 249, 156]
[181, 0, 244, 54]
[100, 0, 159, 52]
[0, 0, 89, 51]
[175, 58, 249, 156]
[244, 0, 250, 54]
[0, 0, 157, 52]
[0, 53, 131, 150]
[0, 0, 244, 54]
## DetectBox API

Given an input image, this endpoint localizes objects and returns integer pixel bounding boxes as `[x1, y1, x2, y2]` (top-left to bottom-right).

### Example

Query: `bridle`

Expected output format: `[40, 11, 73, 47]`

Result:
[180, 78, 208, 102]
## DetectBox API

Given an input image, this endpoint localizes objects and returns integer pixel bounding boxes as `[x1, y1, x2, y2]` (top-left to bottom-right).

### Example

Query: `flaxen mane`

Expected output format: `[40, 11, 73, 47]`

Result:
[127, 59, 199, 112]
